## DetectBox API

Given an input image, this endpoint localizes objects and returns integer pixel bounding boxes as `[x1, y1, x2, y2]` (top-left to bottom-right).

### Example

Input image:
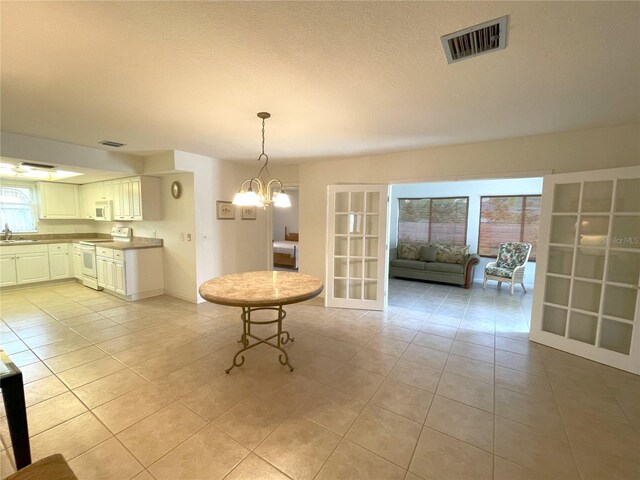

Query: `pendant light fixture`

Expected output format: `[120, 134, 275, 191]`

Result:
[232, 112, 291, 208]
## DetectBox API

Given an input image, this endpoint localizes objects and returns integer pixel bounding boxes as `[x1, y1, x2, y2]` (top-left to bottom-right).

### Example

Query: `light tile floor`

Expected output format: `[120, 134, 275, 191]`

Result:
[0, 279, 639, 480]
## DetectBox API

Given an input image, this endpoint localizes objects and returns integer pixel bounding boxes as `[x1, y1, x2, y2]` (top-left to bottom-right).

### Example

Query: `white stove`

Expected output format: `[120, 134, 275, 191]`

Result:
[81, 227, 132, 290]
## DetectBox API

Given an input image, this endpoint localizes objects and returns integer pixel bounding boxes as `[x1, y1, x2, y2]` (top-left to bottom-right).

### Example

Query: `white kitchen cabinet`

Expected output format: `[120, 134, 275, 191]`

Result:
[48, 243, 72, 280]
[79, 183, 99, 219]
[96, 246, 162, 300]
[37, 182, 80, 219]
[72, 244, 83, 280]
[16, 251, 50, 284]
[114, 260, 126, 294]
[112, 176, 160, 221]
[0, 255, 18, 286]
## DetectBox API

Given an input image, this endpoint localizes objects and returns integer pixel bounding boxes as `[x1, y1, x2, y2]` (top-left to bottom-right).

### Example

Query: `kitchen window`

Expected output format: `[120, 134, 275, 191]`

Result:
[398, 196, 469, 246]
[0, 182, 37, 232]
[478, 194, 541, 260]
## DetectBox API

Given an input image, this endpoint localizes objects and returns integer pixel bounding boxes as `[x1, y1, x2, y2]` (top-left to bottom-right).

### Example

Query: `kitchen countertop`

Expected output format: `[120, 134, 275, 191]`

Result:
[0, 237, 162, 250]
[93, 241, 162, 250]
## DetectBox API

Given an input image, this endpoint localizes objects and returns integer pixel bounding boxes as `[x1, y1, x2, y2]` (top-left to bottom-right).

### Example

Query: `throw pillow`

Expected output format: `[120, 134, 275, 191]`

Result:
[419, 246, 438, 262]
[434, 244, 469, 264]
[398, 244, 420, 260]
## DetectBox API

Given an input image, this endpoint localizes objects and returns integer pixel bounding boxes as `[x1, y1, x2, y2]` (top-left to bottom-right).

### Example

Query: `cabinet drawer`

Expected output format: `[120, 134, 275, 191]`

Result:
[96, 247, 113, 258]
[73, 243, 82, 252]
[113, 250, 124, 261]
[15, 244, 49, 254]
[48, 243, 69, 252]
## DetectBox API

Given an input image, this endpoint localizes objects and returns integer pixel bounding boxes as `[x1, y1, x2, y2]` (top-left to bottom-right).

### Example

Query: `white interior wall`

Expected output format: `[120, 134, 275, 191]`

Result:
[390, 178, 543, 285]
[298, 124, 640, 296]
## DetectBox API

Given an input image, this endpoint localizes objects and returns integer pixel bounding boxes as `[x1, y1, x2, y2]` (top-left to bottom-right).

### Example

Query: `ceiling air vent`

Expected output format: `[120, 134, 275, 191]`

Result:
[99, 140, 126, 148]
[441, 16, 508, 64]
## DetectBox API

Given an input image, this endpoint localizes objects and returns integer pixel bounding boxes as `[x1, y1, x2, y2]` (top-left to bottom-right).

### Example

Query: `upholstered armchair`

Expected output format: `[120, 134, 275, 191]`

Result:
[483, 242, 532, 295]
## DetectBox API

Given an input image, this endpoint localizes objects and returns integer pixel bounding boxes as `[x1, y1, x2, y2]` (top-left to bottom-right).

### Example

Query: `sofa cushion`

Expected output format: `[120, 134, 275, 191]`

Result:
[431, 244, 469, 264]
[419, 246, 438, 262]
[485, 266, 513, 278]
[423, 262, 464, 274]
[390, 259, 427, 270]
[398, 244, 420, 260]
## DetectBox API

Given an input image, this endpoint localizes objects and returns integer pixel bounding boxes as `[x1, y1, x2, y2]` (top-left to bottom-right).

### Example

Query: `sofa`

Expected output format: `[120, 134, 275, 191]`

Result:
[389, 243, 480, 288]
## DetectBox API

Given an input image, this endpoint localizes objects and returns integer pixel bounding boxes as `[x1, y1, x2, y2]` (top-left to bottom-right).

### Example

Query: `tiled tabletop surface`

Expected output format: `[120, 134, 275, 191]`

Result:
[199, 271, 323, 307]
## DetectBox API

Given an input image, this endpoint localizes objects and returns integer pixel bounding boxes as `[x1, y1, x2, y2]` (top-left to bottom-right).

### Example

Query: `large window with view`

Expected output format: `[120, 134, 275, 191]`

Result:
[398, 197, 469, 246]
[478, 195, 541, 260]
[0, 183, 37, 232]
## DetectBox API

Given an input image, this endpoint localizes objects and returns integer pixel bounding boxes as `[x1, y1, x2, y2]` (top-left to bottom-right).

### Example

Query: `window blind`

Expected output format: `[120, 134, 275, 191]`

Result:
[398, 197, 468, 246]
[479, 195, 540, 260]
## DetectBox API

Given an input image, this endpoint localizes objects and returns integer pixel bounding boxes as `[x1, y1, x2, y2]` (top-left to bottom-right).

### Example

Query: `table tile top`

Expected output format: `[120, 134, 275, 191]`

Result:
[198, 271, 324, 307]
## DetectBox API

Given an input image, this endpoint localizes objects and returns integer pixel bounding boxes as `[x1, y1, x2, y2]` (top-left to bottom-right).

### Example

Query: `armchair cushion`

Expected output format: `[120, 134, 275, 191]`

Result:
[496, 242, 531, 269]
[485, 265, 513, 278]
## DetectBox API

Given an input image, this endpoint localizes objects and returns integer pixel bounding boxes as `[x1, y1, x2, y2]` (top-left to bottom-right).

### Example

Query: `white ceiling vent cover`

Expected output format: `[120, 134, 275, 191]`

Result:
[441, 16, 508, 64]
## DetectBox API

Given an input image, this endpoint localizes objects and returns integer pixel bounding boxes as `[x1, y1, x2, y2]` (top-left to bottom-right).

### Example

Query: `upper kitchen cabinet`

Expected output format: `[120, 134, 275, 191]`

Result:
[36, 182, 80, 219]
[79, 182, 99, 219]
[112, 176, 160, 221]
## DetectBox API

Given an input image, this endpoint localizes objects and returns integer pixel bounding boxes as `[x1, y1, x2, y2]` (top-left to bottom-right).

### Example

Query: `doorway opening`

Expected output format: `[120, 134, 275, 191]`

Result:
[271, 186, 299, 271]
[388, 176, 543, 338]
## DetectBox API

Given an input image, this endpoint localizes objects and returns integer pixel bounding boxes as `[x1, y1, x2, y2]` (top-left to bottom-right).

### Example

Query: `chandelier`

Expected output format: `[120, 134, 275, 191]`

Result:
[232, 112, 291, 208]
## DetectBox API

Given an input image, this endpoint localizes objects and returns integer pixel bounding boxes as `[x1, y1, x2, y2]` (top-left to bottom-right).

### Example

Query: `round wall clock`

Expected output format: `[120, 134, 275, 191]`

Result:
[171, 181, 182, 199]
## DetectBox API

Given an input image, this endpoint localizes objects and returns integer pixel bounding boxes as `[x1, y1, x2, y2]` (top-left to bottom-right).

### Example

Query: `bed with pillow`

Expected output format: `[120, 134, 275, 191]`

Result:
[389, 243, 480, 288]
[273, 227, 299, 269]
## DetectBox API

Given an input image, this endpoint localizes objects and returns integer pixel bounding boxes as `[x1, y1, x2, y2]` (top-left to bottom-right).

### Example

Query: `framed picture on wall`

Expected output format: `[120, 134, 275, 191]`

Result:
[241, 205, 257, 220]
[217, 201, 235, 220]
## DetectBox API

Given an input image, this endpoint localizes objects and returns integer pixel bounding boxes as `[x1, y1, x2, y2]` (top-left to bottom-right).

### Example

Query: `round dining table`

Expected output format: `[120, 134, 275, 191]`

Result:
[198, 271, 323, 373]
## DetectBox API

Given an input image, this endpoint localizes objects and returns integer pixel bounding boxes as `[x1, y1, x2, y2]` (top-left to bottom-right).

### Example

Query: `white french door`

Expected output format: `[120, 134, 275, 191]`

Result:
[326, 185, 390, 310]
[530, 166, 640, 374]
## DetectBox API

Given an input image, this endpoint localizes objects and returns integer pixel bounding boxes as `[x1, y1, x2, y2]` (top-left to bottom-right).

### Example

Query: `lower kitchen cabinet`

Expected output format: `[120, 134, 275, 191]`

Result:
[72, 243, 83, 280]
[96, 247, 162, 300]
[16, 252, 50, 284]
[0, 255, 18, 286]
[49, 243, 72, 280]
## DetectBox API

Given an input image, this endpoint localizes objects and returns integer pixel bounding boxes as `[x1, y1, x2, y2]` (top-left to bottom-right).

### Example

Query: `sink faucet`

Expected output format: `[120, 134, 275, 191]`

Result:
[2, 224, 12, 240]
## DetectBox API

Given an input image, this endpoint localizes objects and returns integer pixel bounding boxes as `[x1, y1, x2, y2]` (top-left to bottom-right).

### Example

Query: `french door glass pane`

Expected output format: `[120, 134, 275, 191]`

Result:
[364, 280, 377, 300]
[607, 250, 640, 284]
[568, 311, 598, 345]
[334, 279, 347, 299]
[574, 248, 605, 280]
[349, 280, 362, 299]
[365, 238, 378, 257]
[335, 215, 348, 234]
[600, 319, 633, 355]
[334, 258, 348, 277]
[553, 183, 580, 212]
[335, 192, 348, 212]
[366, 192, 380, 213]
[364, 259, 377, 279]
[351, 192, 364, 212]
[571, 280, 601, 313]
[547, 246, 573, 275]
[545, 276, 570, 306]
[350, 259, 363, 279]
[581, 181, 613, 212]
[578, 216, 609, 247]
[350, 238, 363, 256]
[335, 237, 348, 256]
[603, 285, 637, 321]
[550, 216, 577, 245]
[542, 305, 567, 335]
[610, 216, 640, 249]
[614, 178, 640, 212]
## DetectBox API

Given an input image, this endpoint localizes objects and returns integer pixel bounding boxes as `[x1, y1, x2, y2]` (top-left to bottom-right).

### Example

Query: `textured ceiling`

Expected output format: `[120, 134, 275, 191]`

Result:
[1, 1, 639, 163]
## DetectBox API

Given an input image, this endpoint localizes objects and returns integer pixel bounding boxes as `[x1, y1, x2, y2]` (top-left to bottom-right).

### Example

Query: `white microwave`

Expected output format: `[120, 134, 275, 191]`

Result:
[95, 201, 112, 221]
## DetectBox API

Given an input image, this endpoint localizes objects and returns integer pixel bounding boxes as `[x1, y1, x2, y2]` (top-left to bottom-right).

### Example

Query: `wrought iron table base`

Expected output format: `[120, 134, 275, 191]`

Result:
[226, 305, 295, 373]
